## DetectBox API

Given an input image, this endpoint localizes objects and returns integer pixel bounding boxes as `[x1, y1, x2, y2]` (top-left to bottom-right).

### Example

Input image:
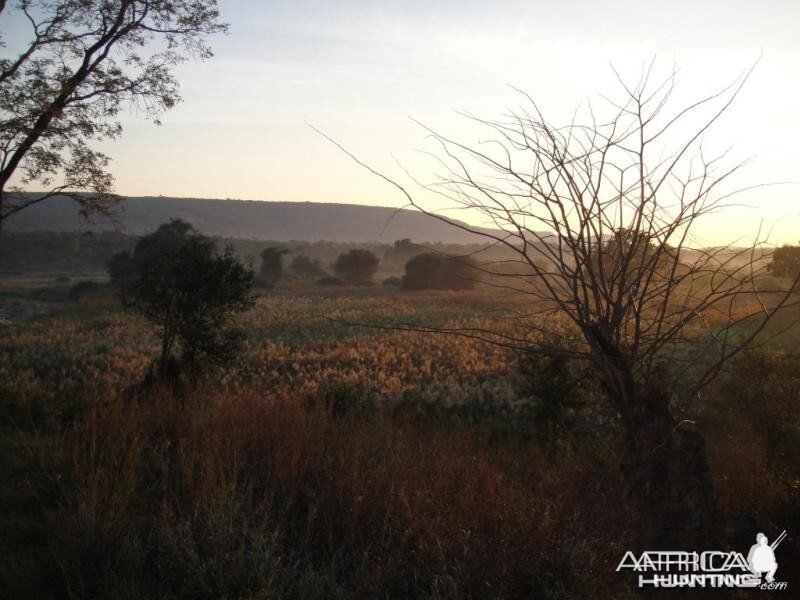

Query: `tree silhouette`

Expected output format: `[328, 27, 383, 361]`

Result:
[402, 252, 479, 290]
[0, 0, 226, 235]
[319, 62, 800, 554]
[334, 249, 379, 284]
[768, 244, 800, 278]
[259, 246, 289, 285]
[383, 238, 424, 270]
[290, 254, 326, 278]
[108, 219, 254, 379]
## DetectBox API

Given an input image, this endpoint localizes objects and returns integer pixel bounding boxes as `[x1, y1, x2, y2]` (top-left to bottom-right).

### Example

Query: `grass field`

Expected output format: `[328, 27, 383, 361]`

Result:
[1, 279, 798, 598]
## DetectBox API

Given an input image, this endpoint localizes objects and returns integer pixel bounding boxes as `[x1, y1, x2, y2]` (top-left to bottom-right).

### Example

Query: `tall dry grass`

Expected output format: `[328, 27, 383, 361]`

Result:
[0, 387, 633, 599]
[2, 285, 798, 598]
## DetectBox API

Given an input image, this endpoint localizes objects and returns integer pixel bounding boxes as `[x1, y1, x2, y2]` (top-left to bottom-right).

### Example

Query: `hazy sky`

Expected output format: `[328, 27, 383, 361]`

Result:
[8, 0, 800, 244]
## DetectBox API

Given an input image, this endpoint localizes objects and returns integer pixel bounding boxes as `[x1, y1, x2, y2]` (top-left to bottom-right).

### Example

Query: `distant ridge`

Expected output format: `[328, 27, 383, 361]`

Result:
[5, 195, 501, 244]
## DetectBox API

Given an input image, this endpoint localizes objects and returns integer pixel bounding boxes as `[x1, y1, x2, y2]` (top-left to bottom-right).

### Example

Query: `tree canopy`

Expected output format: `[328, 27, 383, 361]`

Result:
[402, 252, 479, 290]
[108, 219, 254, 377]
[290, 254, 326, 278]
[0, 0, 226, 232]
[768, 244, 800, 279]
[259, 246, 289, 284]
[333, 249, 379, 284]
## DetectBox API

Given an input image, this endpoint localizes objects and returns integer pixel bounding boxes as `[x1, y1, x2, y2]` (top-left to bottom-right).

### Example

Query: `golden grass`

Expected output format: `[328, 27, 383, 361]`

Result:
[1, 286, 798, 598]
[16, 387, 628, 599]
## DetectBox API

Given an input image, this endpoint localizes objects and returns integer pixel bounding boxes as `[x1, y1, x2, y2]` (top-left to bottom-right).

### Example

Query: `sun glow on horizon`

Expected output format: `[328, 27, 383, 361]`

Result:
[6, 0, 800, 246]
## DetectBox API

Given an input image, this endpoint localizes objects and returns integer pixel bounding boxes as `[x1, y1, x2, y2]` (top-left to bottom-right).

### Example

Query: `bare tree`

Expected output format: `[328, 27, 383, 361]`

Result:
[0, 0, 226, 235]
[316, 62, 800, 554]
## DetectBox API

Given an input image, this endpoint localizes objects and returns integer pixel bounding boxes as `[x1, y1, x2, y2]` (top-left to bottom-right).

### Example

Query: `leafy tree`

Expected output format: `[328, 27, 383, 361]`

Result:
[768, 244, 800, 278]
[333, 249, 379, 284]
[108, 219, 254, 378]
[259, 246, 289, 284]
[289, 254, 325, 278]
[0, 0, 226, 235]
[402, 252, 479, 290]
[383, 238, 424, 269]
[596, 228, 677, 280]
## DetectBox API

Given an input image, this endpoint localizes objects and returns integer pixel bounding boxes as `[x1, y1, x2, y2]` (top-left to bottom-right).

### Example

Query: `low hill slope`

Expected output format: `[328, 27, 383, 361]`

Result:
[5, 195, 499, 243]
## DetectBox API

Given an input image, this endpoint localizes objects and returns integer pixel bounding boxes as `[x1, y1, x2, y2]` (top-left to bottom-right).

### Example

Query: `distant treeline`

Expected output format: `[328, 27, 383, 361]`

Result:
[0, 231, 503, 276]
[1, 231, 137, 274]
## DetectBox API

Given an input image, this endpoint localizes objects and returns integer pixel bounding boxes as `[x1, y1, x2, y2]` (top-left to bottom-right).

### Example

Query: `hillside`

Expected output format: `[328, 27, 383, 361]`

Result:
[5, 195, 498, 244]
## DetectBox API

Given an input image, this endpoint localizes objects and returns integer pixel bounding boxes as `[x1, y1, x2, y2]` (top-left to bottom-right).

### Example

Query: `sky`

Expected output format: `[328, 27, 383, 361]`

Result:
[6, 0, 800, 245]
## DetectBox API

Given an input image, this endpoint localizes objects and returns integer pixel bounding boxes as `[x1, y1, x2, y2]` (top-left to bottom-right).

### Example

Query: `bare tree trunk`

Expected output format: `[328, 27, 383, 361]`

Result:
[159, 325, 176, 377]
[621, 385, 725, 598]
[625, 391, 721, 547]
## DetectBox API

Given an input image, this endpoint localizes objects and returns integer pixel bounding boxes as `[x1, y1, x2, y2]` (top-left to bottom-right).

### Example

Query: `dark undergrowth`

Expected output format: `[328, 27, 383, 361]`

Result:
[0, 349, 797, 599]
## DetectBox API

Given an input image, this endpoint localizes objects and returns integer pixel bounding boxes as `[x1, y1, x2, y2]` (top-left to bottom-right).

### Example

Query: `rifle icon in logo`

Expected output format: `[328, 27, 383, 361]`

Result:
[748, 530, 786, 583]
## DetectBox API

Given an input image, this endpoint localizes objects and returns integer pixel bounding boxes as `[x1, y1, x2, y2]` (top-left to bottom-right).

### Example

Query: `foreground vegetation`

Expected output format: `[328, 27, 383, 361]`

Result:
[0, 283, 798, 598]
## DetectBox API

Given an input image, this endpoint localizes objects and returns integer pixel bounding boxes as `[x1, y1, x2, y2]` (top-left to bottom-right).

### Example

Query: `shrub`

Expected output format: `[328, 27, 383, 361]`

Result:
[333, 249, 379, 285]
[768, 244, 800, 278]
[402, 252, 479, 290]
[382, 276, 401, 287]
[318, 381, 371, 418]
[258, 246, 289, 285]
[68, 280, 99, 301]
[290, 254, 326, 278]
[315, 276, 342, 286]
[29, 286, 68, 302]
[382, 238, 424, 270]
[515, 346, 600, 445]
